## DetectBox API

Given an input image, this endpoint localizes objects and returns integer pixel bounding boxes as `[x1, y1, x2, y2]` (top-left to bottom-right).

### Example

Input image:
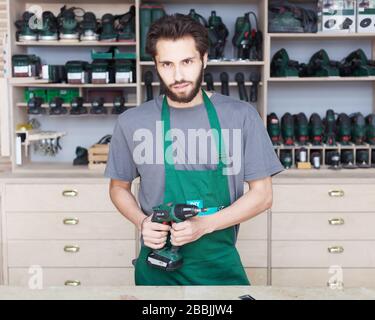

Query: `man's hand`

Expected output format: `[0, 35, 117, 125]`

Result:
[142, 215, 171, 250]
[170, 216, 212, 246]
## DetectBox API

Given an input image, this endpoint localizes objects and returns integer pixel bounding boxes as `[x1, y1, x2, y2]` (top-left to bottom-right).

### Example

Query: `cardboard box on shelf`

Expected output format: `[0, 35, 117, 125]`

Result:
[357, 0, 375, 32]
[322, 0, 356, 33]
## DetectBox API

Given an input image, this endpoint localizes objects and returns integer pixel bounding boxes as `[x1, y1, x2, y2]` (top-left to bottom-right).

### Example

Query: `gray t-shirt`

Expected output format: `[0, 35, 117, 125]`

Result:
[104, 91, 284, 217]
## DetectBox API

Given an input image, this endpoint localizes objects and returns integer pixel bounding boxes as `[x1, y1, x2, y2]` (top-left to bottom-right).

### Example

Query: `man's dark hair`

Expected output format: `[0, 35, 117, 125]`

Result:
[146, 14, 209, 59]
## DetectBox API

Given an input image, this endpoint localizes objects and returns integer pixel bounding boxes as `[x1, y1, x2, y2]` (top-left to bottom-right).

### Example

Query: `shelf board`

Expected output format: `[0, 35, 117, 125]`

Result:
[140, 60, 264, 66]
[10, 80, 137, 88]
[141, 81, 263, 86]
[16, 40, 137, 47]
[13, 162, 106, 175]
[269, 32, 375, 40]
[268, 76, 375, 82]
[17, 102, 137, 108]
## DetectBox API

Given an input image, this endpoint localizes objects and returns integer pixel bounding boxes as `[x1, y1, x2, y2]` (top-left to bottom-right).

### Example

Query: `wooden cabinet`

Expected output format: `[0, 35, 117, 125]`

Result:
[2, 179, 137, 286]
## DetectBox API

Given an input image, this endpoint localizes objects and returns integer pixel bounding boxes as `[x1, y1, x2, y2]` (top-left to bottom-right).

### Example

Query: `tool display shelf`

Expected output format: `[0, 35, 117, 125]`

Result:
[274, 142, 375, 169]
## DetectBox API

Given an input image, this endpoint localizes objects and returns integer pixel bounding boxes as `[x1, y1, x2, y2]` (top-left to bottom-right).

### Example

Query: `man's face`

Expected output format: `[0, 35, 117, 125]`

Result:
[154, 36, 208, 103]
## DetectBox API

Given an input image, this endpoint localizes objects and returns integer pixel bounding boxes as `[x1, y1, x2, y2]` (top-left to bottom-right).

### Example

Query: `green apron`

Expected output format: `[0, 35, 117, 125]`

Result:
[135, 89, 250, 286]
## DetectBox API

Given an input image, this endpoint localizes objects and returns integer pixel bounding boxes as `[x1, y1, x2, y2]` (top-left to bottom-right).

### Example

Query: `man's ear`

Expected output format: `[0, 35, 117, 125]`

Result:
[203, 52, 208, 69]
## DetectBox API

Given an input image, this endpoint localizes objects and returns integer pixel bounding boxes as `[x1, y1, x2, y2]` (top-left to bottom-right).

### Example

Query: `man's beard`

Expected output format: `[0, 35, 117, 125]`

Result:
[157, 66, 204, 104]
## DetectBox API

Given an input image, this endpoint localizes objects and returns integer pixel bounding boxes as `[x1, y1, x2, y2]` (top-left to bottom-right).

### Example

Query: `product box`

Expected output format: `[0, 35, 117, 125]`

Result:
[357, 0, 375, 32]
[322, 0, 356, 33]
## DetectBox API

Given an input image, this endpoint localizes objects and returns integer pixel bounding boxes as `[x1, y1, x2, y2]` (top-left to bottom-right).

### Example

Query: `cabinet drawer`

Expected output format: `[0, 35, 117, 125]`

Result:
[6, 213, 135, 240]
[8, 267, 134, 287]
[272, 212, 375, 240]
[238, 212, 267, 240]
[245, 268, 267, 286]
[8, 240, 135, 267]
[5, 184, 115, 212]
[237, 240, 267, 268]
[272, 241, 375, 268]
[272, 184, 375, 212]
[272, 268, 375, 288]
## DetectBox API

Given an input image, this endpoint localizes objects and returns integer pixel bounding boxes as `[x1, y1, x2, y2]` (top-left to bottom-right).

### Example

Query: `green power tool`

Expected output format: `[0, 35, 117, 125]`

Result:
[146, 203, 207, 271]
[294, 113, 309, 145]
[336, 113, 352, 145]
[365, 114, 375, 145]
[323, 109, 337, 146]
[39, 11, 59, 41]
[299, 49, 340, 77]
[80, 12, 99, 41]
[309, 113, 324, 145]
[350, 112, 366, 145]
[57, 6, 82, 41]
[340, 49, 375, 77]
[116, 6, 136, 42]
[267, 113, 281, 145]
[281, 112, 295, 145]
[271, 48, 300, 77]
[207, 11, 228, 60]
[15, 11, 39, 42]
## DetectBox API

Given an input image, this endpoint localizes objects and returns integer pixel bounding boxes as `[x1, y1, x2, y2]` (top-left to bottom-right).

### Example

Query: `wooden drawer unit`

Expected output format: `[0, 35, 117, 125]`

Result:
[236, 240, 268, 268]
[272, 212, 375, 240]
[272, 184, 375, 212]
[8, 267, 134, 287]
[4, 184, 115, 212]
[237, 212, 267, 240]
[6, 212, 135, 240]
[7, 240, 135, 268]
[272, 241, 375, 268]
[272, 268, 375, 288]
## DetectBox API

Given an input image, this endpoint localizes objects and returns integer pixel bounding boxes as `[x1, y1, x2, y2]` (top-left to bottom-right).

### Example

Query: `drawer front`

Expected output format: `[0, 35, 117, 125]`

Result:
[272, 184, 375, 212]
[8, 267, 134, 286]
[5, 184, 115, 212]
[245, 268, 268, 286]
[237, 212, 267, 240]
[272, 241, 375, 268]
[272, 268, 375, 288]
[272, 212, 375, 240]
[8, 240, 135, 267]
[237, 240, 268, 268]
[6, 213, 135, 240]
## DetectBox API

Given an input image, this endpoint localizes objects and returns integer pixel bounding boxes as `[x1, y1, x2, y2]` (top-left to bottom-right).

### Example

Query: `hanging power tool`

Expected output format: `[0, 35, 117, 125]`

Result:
[281, 112, 295, 145]
[39, 11, 59, 41]
[280, 150, 293, 169]
[73, 146, 89, 166]
[204, 73, 215, 91]
[267, 113, 281, 145]
[356, 150, 371, 169]
[350, 112, 366, 145]
[207, 11, 229, 60]
[323, 109, 337, 145]
[70, 97, 87, 115]
[309, 113, 324, 145]
[294, 113, 309, 145]
[146, 203, 206, 271]
[90, 98, 107, 114]
[372, 149, 375, 168]
[340, 49, 375, 77]
[299, 49, 340, 77]
[341, 150, 357, 169]
[249, 71, 260, 103]
[144, 71, 154, 102]
[116, 6, 136, 42]
[79, 12, 99, 41]
[57, 6, 83, 41]
[15, 11, 39, 42]
[220, 72, 229, 96]
[326, 150, 341, 170]
[336, 113, 352, 145]
[271, 48, 300, 77]
[27, 97, 45, 115]
[365, 114, 375, 145]
[310, 152, 321, 169]
[112, 96, 128, 114]
[232, 12, 262, 61]
[49, 97, 68, 115]
[235, 72, 248, 101]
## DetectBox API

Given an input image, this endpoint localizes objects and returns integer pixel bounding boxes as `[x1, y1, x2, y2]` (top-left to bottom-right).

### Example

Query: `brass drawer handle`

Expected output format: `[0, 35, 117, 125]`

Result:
[63, 218, 79, 225]
[64, 245, 80, 253]
[62, 189, 78, 197]
[328, 218, 345, 226]
[328, 246, 344, 254]
[328, 190, 345, 198]
[65, 280, 81, 287]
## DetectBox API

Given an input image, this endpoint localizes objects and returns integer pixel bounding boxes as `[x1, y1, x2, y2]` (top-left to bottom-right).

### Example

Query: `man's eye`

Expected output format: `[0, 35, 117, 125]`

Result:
[162, 63, 171, 68]
[184, 60, 193, 64]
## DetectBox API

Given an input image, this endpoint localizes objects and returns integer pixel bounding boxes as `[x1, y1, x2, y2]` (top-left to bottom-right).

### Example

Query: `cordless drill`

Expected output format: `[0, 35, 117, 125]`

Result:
[146, 203, 207, 271]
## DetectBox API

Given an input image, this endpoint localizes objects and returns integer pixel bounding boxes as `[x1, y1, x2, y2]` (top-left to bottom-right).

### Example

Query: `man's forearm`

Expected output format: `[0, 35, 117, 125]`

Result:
[110, 186, 147, 231]
[205, 184, 272, 233]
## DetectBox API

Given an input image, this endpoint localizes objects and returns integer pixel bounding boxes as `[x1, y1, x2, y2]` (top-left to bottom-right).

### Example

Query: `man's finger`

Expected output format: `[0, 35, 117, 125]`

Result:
[150, 222, 171, 231]
[171, 221, 188, 231]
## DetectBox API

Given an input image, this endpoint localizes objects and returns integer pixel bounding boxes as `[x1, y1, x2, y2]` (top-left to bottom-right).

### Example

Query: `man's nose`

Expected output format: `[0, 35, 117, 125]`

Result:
[174, 65, 184, 82]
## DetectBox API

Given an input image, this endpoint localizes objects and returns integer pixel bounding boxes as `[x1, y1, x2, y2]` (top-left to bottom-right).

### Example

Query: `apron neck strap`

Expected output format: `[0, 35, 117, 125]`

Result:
[162, 89, 225, 170]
